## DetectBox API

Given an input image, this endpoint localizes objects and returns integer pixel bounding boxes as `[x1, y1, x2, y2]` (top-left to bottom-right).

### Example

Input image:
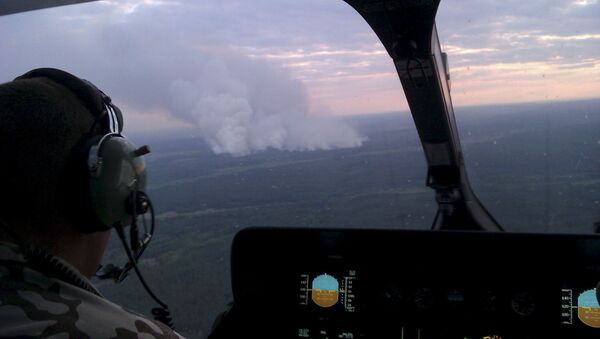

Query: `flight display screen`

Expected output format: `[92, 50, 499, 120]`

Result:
[229, 228, 600, 338]
[561, 286, 600, 329]
[298, 270, 357, 313]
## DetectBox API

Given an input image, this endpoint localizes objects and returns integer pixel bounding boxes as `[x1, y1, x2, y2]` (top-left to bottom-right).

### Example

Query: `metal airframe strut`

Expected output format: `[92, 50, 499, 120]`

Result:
[344, 0, 503, 231]
[0, 0, 98, 16]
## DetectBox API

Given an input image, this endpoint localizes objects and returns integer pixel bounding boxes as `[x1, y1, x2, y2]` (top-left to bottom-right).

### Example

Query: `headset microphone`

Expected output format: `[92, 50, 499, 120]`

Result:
[95, 190, 155, 283]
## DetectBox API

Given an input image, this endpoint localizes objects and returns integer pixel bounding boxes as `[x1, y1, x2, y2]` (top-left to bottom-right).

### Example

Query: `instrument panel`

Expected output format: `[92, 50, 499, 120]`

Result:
[214, 228, 600, 339]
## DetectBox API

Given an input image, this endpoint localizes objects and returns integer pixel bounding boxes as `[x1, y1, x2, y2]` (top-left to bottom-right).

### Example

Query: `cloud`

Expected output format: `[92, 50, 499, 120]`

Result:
[444, 45, 499, 55]
[449, 59, 600, 104]
[0, 0, 598, 120]
[436, 0, 600, 105]
[245, 48, 387, 60]
[573, 0, 598, 6]
[538, 34, 600, 41]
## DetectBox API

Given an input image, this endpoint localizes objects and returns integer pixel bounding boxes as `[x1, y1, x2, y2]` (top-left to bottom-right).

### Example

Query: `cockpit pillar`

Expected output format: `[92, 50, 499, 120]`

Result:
[343, 0, 503, 231]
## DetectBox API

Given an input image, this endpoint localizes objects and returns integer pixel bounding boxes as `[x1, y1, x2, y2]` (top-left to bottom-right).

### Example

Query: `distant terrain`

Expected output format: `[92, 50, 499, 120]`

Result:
[98, 99, 600, 338]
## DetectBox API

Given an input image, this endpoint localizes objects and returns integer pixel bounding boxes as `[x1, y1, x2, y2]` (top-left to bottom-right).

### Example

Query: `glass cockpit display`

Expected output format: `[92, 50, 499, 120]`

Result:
[299, 270, 356, 313]
[561, 286, 600, 329]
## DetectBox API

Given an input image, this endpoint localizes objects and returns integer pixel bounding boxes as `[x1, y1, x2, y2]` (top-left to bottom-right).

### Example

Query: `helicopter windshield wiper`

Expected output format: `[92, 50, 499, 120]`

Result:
[344, 0, 503, 232]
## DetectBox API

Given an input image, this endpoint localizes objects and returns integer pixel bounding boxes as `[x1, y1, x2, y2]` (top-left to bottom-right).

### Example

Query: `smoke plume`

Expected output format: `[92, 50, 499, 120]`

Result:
[0, 1, 366, 156]
[170, 57, 365, 155]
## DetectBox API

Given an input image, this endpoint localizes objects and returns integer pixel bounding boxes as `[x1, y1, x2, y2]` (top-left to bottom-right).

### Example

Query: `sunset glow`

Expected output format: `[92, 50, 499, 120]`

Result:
[1, 0, 598, 129]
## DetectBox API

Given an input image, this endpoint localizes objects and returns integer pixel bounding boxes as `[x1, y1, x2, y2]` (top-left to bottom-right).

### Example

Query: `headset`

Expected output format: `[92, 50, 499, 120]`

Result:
[12, 68, 174, 328]
[15, 68, 149, 233]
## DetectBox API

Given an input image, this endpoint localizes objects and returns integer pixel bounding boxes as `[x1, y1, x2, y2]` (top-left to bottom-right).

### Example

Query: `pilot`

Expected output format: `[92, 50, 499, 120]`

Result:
[0, 68, 185, 338]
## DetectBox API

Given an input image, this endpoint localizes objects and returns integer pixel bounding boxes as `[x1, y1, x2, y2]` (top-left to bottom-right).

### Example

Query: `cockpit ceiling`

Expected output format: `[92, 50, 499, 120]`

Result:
[0, 0, 98, 16]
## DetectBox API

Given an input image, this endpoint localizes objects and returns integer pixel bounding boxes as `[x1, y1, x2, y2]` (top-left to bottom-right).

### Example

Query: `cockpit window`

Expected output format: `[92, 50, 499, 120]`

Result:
[437, 1, 600, 234]
[1, 0, 598, 337]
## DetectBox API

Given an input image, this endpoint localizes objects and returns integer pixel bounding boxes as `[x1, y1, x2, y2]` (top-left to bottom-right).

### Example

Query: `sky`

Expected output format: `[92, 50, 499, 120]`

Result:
[0, 0, 599, 148]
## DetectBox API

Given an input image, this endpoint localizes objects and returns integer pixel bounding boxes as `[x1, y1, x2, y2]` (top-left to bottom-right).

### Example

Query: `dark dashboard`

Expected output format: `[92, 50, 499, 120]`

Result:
[211, 227, 600, 339]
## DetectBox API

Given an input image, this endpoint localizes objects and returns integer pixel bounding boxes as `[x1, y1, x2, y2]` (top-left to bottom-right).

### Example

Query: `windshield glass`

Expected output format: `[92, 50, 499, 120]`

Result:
[437, 1, 600, 234]
[1, 0, 598, 337]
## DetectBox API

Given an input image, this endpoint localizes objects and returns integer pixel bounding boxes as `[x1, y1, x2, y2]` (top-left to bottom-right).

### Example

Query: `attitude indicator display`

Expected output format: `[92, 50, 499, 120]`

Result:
[561, 287, 600, 328]
[299, 270, 356, 313]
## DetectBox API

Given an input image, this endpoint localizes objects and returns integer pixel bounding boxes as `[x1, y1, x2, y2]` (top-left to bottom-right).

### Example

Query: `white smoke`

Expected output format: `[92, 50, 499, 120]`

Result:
[0, 1, 367, 156]
[169, 57, 366, 156]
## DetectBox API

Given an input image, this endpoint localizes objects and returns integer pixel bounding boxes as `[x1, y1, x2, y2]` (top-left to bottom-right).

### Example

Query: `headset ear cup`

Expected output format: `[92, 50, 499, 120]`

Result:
[89, 135, 147, 228]
[17, 68, 138, 232]
[63, 135, 109, 233]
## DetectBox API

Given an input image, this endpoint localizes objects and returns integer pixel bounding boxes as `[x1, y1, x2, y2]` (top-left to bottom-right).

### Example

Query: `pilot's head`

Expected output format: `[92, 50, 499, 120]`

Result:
[0, 68, 147, 277]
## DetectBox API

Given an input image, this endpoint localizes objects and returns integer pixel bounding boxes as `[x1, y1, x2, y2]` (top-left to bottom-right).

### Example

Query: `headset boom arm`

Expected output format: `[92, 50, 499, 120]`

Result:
[344, 0, 503, 231]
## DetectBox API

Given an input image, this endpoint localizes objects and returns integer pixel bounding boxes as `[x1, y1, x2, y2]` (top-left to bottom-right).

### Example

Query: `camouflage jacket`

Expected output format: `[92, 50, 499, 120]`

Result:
[0, 242, 185, 338]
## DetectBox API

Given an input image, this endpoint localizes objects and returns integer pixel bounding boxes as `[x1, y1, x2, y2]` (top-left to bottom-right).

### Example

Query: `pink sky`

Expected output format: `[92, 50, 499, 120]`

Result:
[1, 0, 599, 128]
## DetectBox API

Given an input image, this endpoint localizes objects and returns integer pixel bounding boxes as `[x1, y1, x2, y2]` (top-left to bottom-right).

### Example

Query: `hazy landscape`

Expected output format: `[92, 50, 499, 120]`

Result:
[98, 99, 600, 338]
